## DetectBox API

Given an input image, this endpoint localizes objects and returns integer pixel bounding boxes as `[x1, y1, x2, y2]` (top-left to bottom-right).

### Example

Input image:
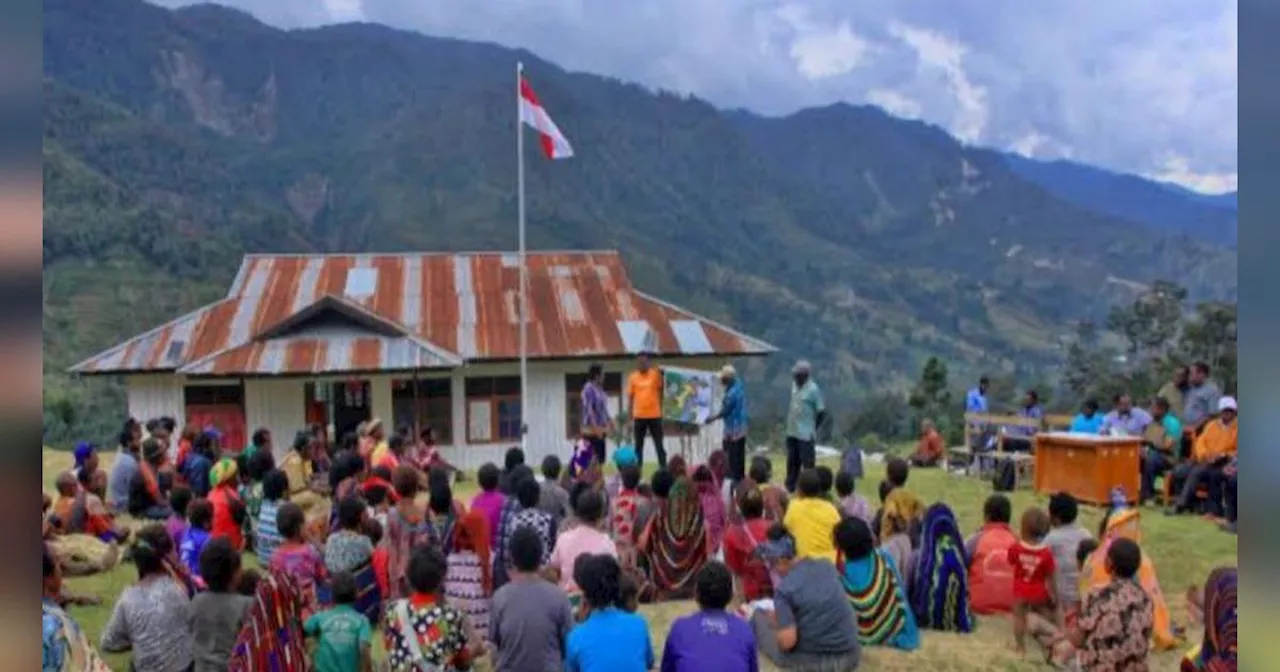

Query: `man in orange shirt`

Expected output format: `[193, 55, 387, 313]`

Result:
[626, 351, 666, 468]
[1168, 396, 1237, 518]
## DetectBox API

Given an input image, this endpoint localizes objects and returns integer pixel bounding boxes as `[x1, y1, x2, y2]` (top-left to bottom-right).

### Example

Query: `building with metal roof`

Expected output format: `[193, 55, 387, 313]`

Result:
[72, 251, 775, 467]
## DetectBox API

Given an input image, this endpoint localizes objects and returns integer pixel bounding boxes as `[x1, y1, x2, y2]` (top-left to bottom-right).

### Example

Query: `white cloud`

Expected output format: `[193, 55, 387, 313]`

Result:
[1147, 154, 1238, 195]
[150, 0, 1237, 193]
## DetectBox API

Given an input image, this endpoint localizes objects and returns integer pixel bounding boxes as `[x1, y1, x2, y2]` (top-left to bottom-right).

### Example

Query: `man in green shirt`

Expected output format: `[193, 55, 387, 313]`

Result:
[784, 360, 827, 493]
[303, 572, 373, 672]
[1139, 396, 1184, 505]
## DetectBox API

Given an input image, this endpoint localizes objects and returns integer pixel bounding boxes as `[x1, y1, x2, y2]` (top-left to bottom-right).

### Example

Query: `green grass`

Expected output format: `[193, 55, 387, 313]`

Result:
[44, 447, 1236, 671]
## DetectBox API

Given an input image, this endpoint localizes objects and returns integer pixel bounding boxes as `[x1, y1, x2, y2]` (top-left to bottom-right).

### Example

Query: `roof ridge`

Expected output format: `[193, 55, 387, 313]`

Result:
[238, 249, 622, 259]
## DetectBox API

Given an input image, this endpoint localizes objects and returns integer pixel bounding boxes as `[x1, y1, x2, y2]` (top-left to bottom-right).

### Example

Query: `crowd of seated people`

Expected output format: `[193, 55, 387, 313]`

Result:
[43, 410, 1236, 672]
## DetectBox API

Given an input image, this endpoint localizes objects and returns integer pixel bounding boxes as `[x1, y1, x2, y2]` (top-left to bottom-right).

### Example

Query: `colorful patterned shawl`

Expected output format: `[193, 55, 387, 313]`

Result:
[1182, 567, 1237, 672]
[228, 571, 310, 672]
[910, 503, 973, 633]
[839, 549, 919, 650]
[643, 477, 708, 600]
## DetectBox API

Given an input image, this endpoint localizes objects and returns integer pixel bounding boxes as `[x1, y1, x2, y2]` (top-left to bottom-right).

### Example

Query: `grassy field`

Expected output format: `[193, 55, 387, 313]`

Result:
[44, 447, 1236, 671]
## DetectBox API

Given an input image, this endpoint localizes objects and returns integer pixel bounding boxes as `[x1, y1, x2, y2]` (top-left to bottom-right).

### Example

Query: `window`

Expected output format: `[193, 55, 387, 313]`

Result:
[392, 378, 453, 444]
[184, 384, 244, 407]
[465, 376, 522, 443]
[564, 372, 623, 438]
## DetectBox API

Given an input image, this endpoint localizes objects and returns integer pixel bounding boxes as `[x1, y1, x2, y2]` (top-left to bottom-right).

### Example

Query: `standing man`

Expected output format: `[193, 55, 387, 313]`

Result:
[1180, 361, 1222, 457]
[627, 350, 666, 469]
[965, 377, 990, 413]
[784, 360, 826, 493]
[1156, 365, 1190, 419]
[705, 365, 748, 487]
[580, 363, 614, 467]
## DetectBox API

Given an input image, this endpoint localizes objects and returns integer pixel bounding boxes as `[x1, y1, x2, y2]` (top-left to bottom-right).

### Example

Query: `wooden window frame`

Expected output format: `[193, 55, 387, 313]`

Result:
[464, 376, 523, 444]
[564, 372, 624, 439]
[392, 378, 454, 444]
[184, 383, 245, 407]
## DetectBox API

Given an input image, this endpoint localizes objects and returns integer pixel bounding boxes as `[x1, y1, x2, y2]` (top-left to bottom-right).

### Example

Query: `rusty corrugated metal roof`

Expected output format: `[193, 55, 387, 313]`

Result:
[70, 251, 776, 376]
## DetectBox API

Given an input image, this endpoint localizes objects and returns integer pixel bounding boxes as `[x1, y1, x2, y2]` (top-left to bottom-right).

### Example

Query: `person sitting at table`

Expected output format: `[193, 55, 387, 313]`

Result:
[1100, 393, 1152, 437]
[1138, 396, 1183, 506]
[908, 420, 944, 467]
[1167, 396, 1237, 519]
[1068, 399, 1104, 434]
[1000, 390, 1043, 452]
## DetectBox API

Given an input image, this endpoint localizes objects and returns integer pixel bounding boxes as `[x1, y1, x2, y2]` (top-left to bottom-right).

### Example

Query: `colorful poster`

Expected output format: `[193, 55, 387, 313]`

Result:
[662, 366, 716, 425]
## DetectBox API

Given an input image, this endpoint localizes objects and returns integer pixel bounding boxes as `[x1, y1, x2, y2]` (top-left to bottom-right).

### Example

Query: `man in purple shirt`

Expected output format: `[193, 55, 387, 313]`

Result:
[661, 562, 758, 672]
[1100, 393, 1153, 437]
[580, 363, 614, 466]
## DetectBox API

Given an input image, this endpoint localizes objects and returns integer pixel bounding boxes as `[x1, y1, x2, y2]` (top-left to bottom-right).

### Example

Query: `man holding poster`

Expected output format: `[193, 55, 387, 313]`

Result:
[627, 351, 667, 469]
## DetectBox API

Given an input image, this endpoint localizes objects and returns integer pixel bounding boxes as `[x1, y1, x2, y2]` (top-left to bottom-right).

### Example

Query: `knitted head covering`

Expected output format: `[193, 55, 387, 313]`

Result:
[613, 445, 638, 469]
[210, 457, 239, 487]
[73, 441, 96, 469]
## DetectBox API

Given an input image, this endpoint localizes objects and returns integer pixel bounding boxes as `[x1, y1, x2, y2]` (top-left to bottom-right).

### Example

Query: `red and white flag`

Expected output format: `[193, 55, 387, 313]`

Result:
[519, 76, 574, 160]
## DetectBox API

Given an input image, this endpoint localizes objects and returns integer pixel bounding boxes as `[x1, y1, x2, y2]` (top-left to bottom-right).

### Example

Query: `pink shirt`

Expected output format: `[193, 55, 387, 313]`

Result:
[470, 491, 507, 546]
[549, 525, 617, 593]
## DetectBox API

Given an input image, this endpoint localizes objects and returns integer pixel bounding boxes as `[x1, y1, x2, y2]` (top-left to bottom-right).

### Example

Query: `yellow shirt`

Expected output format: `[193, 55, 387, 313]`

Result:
[627, 369, 663, 420]
[1192, 419, 1237, 462]
[783, 496, 841, 563]
[369, 441, 391, 469]
[281, 451, 312, 496]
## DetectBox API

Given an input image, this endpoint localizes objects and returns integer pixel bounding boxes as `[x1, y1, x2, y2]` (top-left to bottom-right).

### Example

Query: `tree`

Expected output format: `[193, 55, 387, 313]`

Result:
[1179, 301, 1238, 394]
[1106, 281, 1187, 365]
[1062, 319, 1115, 402]
[908, 356, 952, 414]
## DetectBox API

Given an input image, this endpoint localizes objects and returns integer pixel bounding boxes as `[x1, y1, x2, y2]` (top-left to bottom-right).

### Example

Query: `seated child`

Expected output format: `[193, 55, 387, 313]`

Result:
[782, 469, 841, 563]
[255, 469, 288, 566]
[815, 466, 838, 505]
[166, 487, 193, 550]
[747, 457, 789, 522]
[835, 471, 872, 525]
[190, 537, 253, 670]
[269, 502, 328, 620]
[179, 498, 214, 582]
[324, 496, 374, 575]
[365, 518, 390, 601]
[967, 494, 1017, 615]
[1069, 538, 1153, 670]
[881, 458, 924, 548]
[1009, 507, 1057, 656]
[304, 571, 374, 672]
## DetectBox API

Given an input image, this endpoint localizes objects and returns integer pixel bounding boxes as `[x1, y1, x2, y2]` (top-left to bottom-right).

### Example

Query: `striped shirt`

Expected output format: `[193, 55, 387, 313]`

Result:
[255, 500, 283, 566]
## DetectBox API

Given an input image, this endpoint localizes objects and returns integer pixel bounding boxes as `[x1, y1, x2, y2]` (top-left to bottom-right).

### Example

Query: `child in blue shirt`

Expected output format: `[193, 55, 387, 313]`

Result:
[179, 498, 214, 581]
[566, 554, 654, 672]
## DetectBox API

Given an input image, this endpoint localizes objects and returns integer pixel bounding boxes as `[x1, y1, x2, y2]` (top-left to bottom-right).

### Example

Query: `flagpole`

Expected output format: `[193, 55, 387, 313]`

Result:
[516, 61, 529, 452]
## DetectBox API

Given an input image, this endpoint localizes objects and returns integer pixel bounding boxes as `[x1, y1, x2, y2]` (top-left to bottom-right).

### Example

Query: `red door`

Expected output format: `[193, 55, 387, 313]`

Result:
[186, 404, 247, 454]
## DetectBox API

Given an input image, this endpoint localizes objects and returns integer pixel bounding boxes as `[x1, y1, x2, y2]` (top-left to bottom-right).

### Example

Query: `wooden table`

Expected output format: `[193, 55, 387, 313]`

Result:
[1033, 432, 1142, 505]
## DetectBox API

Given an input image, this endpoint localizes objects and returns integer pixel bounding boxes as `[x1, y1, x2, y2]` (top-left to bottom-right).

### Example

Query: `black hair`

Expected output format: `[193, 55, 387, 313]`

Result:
[575, 490, 605, 524]
[363, 517, 383, 546]
[693, 465, 714, 483]
[694, 561, 734, 611]
[504, 447, 525, 471]
[541, 454, 563, 481]
[1076, 538, 1099, 568]
[169, 486, 194, 517]
[419, 426, 435, 441]
[516, 476, 542, 509]
[247, 450, 275, 482]
[568, 481, 592, 513]
[574, 553, 623, 609]
[1083, 398, 1099, 413]
[330, 571, 358, 605]
[340, 432, 359, 453]
[738, 487, 764, 519]
[329, 450, 365, 491]
[979, 376, 990, 385]
[983, 494, 1012, 524]
[1027, 389, 1040, 404]
[509, 526, 544, 572]
[651, 469, 675, 498]
[392, 466, 419, 499]
[1048, 492, 1079, 525]
[816, 466, 835, 494]
[389, 434, 405, 453]
[587, 363, 603, 379]
[748, 457, 772, 484]
[43, 544, 57, 580]
[620, 464, 642, 490]
[878, 479, 894, 503]
[1107, 537, 1142, 579]
[159, 416, 177, 433]
[796, 469, 821, 497]
[1153, 395, 1170, 411]
[132, 524, 172, 578]
[277, 502, 306, 540]
[835, 471, 855, 497]
[429, 482, 454, 515]
[237, 569, 262, 597]
[478, 463, 501, 492]
[765, 522, 790, 542]
[262, 469, 289, 502]
[372, 465, 394, 482]
[337, 496, 367, 531]
[1192, 361, 1210, 376]
[145, 418, 160, 434]
[618, 574, 639, 612]
[251, 427, 270, 448]
[886, 457, 910, 487]
[406, 545, 448, 594]
[365, 483, 389, 508]
[199, 537, 241, 592]
[292, 431, 309, 453]
[188, 498, 214, 530]
[834, 516, 875, 561]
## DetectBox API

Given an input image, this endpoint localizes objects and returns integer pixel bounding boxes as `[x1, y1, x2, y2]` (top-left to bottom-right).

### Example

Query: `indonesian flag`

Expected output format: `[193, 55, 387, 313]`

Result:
[519, 76, 574, 159]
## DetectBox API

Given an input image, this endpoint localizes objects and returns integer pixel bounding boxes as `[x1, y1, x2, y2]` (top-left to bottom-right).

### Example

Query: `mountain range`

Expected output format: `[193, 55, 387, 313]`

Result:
[41, 0, 1238, 438]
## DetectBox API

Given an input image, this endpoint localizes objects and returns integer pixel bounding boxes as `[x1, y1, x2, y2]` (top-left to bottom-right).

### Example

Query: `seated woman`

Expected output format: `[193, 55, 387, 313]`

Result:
[722, 487, 774, 603]
[52, 471, 129, 544]
[100, 525, 196, 670]
[281, 431, 326, 514]
[228, 569, 309, 671]
[966, 494, 1017, 615]
[910, 503, 974, 633]
[693, 465, 726, 554]
[443, 510, 493, 643]
[834, 516, 920, 651]
[908, 419, 945, 467]
[208, 457, 248, 551]
[751, 527, 862, 671]
[1181, 566, 1236, 671]
[638, 475, 711, 601]
[128, 439, 174, 521]
[1083, 499, 1179, 650]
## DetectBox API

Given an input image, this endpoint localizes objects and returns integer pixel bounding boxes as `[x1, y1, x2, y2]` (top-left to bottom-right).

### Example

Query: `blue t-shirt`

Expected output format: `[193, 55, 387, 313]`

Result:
[660, 610, 757, 672]
[566, 608, 654, 672]
[179, 527, 211, 579]
[1069, 413, 1104, 434]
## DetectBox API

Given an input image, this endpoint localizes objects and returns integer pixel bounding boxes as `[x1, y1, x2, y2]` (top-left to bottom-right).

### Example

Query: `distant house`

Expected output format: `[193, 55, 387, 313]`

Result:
[70, 251, 775, 468]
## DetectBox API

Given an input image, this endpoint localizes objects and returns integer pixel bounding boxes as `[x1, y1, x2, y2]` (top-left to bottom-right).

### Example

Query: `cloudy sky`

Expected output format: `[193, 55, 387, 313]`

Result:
[158, 0, 1238, 193]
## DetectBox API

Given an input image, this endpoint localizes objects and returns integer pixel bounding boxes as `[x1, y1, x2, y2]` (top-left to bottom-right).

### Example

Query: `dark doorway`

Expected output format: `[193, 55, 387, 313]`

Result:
[331, 380, 371, 440]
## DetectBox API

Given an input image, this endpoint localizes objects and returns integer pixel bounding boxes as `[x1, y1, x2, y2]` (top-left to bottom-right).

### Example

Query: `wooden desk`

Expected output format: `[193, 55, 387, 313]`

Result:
[1033, 433, 1142, 505]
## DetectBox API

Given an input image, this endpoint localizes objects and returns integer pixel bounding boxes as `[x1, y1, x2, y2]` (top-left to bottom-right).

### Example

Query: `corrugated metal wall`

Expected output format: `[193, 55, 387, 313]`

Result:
[243, 378, 306, 462]
[125, 375, 186, 429]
